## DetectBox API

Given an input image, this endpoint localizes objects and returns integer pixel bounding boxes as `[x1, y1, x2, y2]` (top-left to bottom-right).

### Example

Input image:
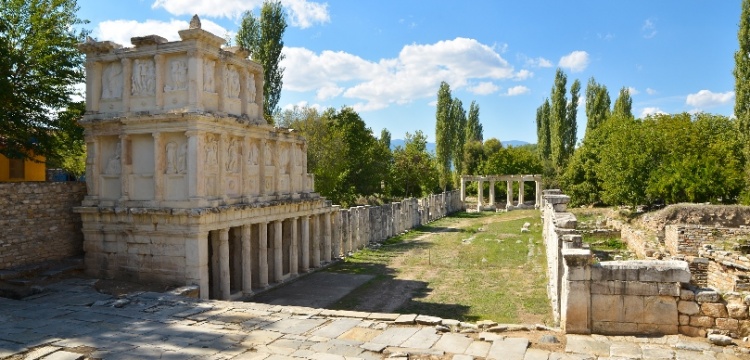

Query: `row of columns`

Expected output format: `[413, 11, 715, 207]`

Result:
[459, 175, 543, 211]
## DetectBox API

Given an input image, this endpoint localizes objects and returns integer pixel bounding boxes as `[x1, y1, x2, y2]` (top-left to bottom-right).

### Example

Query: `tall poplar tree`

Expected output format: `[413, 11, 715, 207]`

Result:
[563, 79, 580, 163]
[536, 99, 551, 160]
[452, 98, 467, 175]
[585, 77, 611, 134]
[237, 1, 287, 123]
[435, 81, 455, 190]
[549, 68, 568, 172]
[735, 0, 750, 201]
[466, 101, 483, 142]
[612, 87, 633, 119]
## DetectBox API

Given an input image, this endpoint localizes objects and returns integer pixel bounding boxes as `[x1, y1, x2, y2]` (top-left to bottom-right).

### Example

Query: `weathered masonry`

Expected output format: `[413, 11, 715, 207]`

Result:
[74, 19, 461, 301]
[459, 174, 542, 211]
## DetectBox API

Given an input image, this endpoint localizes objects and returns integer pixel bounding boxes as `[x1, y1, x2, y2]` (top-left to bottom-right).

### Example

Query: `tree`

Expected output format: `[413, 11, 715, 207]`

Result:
[435, 81, 456, 189]
[584, 77, 611, 134]
[466, 101, 483, 142]
[549, 68, 568, 173]
[379, 128, 391, 149]
[735, 0, 750, 202]
[0, 0, 88, 161]
[46, 101, 86, 177]
[535, 98, 551, 160]
[563, 79, 580, 163]
[391, 131, 438, 197]
[237, 1, 287, 123]
[612, 87, 633, 119]
[452, 98, 467, 176]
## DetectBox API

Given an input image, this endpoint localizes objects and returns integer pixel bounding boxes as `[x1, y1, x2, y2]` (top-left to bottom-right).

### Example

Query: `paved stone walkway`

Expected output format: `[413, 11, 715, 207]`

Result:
[0, 278, 748, 360]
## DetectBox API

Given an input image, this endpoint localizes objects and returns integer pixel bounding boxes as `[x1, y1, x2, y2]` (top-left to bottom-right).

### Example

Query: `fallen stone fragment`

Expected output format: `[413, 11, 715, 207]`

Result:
[113, 298, 131, 308]
[539, 334, 560, 344]
[435, 325, 451, 332]
[708, 334, 733, 346]
[415, 315, 442, 325]
[486, 325, 509, 333]
[393, 314, 417, 325]
[476, 320, 497, 328]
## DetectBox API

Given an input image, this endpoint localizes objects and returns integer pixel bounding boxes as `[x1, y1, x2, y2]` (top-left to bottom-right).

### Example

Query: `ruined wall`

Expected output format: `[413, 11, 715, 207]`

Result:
[544, 191, 750, 338]
[0, 182, 86, 269]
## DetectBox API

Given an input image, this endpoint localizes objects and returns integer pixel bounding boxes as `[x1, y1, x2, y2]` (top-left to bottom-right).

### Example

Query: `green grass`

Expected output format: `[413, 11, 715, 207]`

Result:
[326, 210, 552, 324]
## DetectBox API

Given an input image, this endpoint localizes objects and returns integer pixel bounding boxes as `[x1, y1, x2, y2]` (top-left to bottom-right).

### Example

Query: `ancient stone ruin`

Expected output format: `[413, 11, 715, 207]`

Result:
[459, 174, 542, 211]
[74, 19, 462, 301]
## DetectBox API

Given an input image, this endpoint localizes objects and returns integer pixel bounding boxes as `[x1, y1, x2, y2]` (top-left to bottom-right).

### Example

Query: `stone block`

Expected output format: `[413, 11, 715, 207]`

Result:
[727, 304, 748, 320]
[593, 321, 637, 335]
[679, 314, 690, 326]
[658, 282, 681, 296]
[689, 316, 714, 328]
[680, 289, 695, 301]
[695, 289, 720, 303]
[715, 318, 739, 331]
[678, 301, 700, 315]
[723, 292, 743, 305]
[643, 296, 677, 325]
[740, 320, 750, 337]
[636, 323, 678, 335]
[679, 325, 706, 337]
[701, 303, 728, 318]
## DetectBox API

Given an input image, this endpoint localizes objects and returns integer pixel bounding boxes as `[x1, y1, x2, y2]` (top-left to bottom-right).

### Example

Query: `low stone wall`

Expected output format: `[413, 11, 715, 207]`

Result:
[665, 225, 750, 256]
[0, 182, 86, 269]
[542, 191, 750, 337]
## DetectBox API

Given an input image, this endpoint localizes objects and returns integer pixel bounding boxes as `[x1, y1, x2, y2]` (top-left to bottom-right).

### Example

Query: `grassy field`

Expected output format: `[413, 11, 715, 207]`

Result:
[325, 209, 552, 325]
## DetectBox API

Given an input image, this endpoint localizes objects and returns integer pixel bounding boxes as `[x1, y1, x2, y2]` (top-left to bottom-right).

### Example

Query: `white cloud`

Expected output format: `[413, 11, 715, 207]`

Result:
[95, 18, 229, 45]
[514, 69, 533, 81]
[558, 51, 590, 73]
[283, 37, 518, 111]
[150, 0, 330, 28]
[525, 57, 552, 68]
[316, 85, 344, 100]
[505, 85, 530, 96]
[640, 107, 666, 118]
[468, 82, 499, 95]
[646, 87, 657, 95]
[685, 90, 735, 108]
[427, 100, 437, 107]
[628, 87, 639, 95]
[642, 18, 657, 39]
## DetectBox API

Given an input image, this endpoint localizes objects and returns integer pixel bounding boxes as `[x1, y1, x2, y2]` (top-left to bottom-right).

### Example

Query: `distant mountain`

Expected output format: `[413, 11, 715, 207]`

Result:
[389, 139, 530, 153]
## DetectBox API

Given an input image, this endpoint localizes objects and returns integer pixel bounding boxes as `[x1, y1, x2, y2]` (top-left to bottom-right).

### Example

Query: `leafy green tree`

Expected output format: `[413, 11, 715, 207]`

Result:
[585, 77, 611, 134]
[237, 1, 287, 123]
[46, 101, 86, 177]
[0, 0, 88, 161]
[735, 0, 750, 202]
[549, 68, 568, 173]
[612, 87, 633, 119]
[435, 81, 456, 189]
[452, 98, 467, 176]
[463, 140, 485, 176]
[379, 128, 391, 149]
[563, 79, 580, 162]
[391, 131, 438, 197]
[466, 101, 483, 142]
[535, 98, 551, 160]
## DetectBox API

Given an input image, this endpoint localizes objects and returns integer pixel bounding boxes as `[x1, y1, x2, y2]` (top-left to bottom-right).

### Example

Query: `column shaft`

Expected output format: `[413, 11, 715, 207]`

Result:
[219, 228, 230, 300]
[241, 224, 252, 294]
[301, 216, 310, 272]
[312, 215, 321, 268]
[258, 221, 269, 287]
[506, 180, 513, 208]
[323, 212, 332, 263]
[290, 218, 298, 276]
[273, 220, 283, 282]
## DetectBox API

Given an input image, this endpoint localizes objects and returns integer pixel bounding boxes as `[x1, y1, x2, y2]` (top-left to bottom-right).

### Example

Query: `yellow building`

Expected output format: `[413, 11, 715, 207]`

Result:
[0, 153, 46, 182]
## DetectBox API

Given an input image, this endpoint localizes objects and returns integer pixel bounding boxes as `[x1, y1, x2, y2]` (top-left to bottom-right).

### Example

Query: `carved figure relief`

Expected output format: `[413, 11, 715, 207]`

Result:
[226, 139, 239, 173]
[101, 62, 123, 99]
[205, 136, 218, 167]
[165, 60, 187, 91]
[247, 73, 256, 103]
[203, 59, 215, 93]
[165, 142, 187, 174]
[247, 141, 259, 166]
[132, 59, 155, 96]
[105, 142, 122, 175]
[224, 66, 240, 98]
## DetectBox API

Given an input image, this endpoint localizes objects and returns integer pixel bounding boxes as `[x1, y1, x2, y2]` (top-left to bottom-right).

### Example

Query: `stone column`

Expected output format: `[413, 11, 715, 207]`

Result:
[300, 216, 310, 272]
[219, 228, 230, 300]
[120, 58, 132, 113]
[477, 179, 483, 211]
[332, 208, 341, 259]
[290, 217, 298, 276]
[312, 215, 321, 268]
[186, 131, 203, 200]
[535, 180, 542, 208]
[154, 54, 165, 110]
[84, 137, 100, 200]
[342, 210, 351, 255]
[519, 180, 525, 206]
[185, 232, 209, 299]
[561, 249, 592, 334]
[323, 212, 332, 263]
[241, 224, 253, 295]
[152, 132, 164, 201]
[85, 60, 102, 112]
[489, 180, 495, 208]
[258, 221, 269, 288]
[210, 231, 220, 298]
[506, 180, 513, 208]
[273, 220, 283, 283]
[187, 49, 204, 112]
[119, 134, 131, 202]
[460, 177, 465, 202]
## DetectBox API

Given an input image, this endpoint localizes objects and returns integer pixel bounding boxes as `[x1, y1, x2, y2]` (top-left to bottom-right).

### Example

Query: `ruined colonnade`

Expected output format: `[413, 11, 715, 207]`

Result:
[459, 174, 542, 211]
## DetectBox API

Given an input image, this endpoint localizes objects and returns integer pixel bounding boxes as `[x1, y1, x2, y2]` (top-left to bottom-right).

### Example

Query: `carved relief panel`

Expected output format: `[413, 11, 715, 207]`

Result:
[99, 136, 122, 200]
[204, 134, 219, 197]
[245, 139, 260, 197]
[225, 137, 241, 196]
[101, 62, 123, 100]
[132, 58, 156, 96]
[163, 133, 188, 201]
[263, 140, 275, 194]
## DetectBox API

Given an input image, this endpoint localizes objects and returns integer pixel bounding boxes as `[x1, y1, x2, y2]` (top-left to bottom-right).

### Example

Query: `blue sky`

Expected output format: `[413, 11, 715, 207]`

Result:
[77, 0, 740, 144]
